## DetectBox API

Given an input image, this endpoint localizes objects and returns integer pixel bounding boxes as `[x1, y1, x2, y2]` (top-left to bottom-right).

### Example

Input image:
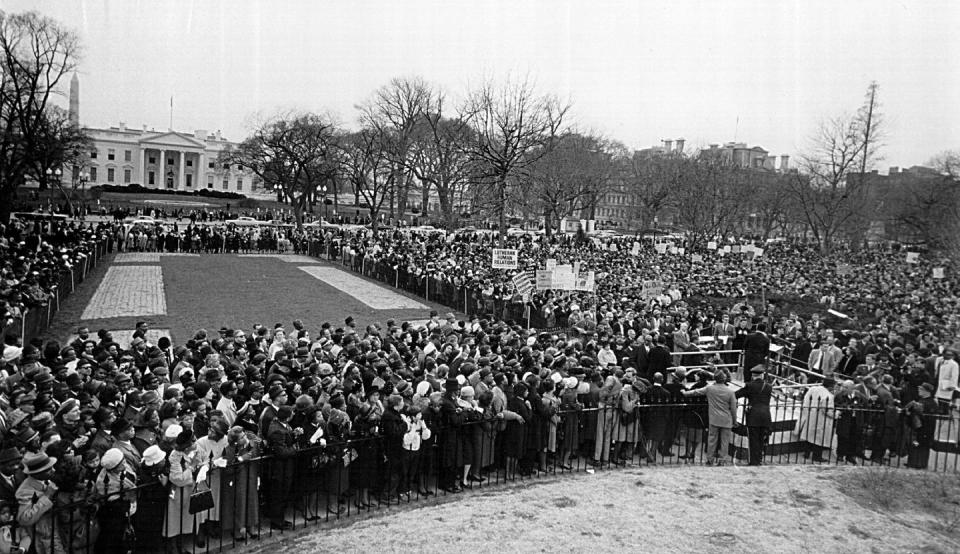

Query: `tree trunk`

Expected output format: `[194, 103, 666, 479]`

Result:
[498, 174, 507, 246]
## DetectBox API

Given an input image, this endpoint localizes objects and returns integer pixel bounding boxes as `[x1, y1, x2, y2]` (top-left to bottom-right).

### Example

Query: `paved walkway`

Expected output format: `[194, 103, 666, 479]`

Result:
[298, 266, 429, 310]
[80, 265, 167, 319]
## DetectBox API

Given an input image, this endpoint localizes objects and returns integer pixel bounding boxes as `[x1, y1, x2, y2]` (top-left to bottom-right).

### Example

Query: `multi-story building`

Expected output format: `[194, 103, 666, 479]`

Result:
[701, 141, 790, 172]
[60, 74, 259, 194]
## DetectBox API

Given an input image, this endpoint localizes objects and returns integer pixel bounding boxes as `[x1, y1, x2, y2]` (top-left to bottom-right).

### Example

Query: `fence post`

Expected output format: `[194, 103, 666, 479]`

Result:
[425, 278, 430, 301]
[395, 267, 399, 288]
[464, 288, 468, 313]
[20, 309, 27, 346]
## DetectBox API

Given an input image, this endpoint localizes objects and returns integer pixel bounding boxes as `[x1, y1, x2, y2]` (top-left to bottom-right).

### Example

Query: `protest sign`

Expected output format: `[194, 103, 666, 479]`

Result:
[535, 270, 554, 291]
[491, 249, 518, 269]
[707, 241, 718, 250]
[545, 258, 557, 271]
[933, 267, 945, 279]
[631, 242, 641, 256]
[691, 254, 703, 263]
[906, 252, 919, 264]
[512, 271, 535, 299]
[654, 243, 667, 254]
[641, 279, 664, 300]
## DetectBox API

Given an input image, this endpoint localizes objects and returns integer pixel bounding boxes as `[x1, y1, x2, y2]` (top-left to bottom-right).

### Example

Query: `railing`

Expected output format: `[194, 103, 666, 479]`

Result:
[0, 239, 109, 348]
[307, 240, 561, 328]
[22, 398, 959, 553]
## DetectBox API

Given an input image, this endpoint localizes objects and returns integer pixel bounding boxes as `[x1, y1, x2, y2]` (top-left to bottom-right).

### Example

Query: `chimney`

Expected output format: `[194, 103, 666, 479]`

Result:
[216, 130, 222, 141]
[780, 154, 789, 171]
[143, 124, 148, 132]
[119, 121, 126, 132]
[674, 138, 685, 153]
[888, 166, 899, 174]
[663, 139, 673, 152]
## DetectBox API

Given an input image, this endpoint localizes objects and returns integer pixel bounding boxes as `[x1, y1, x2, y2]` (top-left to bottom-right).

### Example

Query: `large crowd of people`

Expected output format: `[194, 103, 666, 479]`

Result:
[0, 210, 958, 553]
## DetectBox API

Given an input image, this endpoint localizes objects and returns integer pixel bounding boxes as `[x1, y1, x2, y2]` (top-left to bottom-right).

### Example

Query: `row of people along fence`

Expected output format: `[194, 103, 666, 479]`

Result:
[1, 240, 110, 351]
[21, 394, 959, 554]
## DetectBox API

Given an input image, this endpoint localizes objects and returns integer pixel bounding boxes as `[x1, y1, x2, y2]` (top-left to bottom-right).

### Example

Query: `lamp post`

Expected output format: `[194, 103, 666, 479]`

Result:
[320, 184, 328, 220]
[274, 183, 282, 203]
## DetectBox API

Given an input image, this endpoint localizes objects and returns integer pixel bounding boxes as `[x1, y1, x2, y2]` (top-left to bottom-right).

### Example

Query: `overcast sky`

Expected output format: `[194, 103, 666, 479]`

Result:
[8, 0, 959, 168]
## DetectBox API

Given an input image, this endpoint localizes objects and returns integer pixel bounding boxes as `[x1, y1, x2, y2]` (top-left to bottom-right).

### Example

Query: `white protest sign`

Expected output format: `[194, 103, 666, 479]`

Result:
[574, 271, 595, 292]
[491, 248, 518, 269]
[678, 247, 686, 255]
[641, 279, 664, 300]
[707, 241, 718, 250]
[655, 244, 667, 254]
[545, 258, 557, 271]
[535, 270, 554, 291]
[631, 242, 641, 256]
[722, 245, 731, 253]
[753, 247, 764, 258]
[512, 271, 535, 298]
[933, 267, 945, 279]
[906, 252, 919, 264]
[553, 269, 576, 291]
[836, 263, 853, 276]
[731, 245, 741, 254]
[669, 246, 678, 255]
[573, 261, 581, 276]
[692, 254, 703, 263]
[609, 243, 618, 252]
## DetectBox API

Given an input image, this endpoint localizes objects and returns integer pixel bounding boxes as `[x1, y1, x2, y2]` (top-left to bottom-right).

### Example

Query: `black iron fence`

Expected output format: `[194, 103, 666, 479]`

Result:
[18, 396, 959, 553]
[0, 239, 109, 349]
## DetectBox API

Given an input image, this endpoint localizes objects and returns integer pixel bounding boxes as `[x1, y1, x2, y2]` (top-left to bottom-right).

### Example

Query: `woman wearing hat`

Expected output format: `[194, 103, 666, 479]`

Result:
[323, 395, 351, 516]
[194, 419, 228, 534]
[94, 447, 136, 553]
[557, 377, 582, 470]
[221, 425, 261, 541]
[904, 383, 941, 469]
[349, 393, 382, 509]
[164, 428, 201, 553]
[134, 445, 168, 553]
[503, 382, 532, 480]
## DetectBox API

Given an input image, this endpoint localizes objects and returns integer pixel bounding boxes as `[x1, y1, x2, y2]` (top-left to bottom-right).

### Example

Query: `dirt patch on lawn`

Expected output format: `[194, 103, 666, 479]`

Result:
[236, 465, 960, 554]
[833, 467, 960, 547]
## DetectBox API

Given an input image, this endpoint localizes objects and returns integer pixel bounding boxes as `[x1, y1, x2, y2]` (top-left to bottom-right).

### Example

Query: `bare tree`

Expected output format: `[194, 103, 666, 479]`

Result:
[336, 126, 395, 230]
[220, 112, 339, 227]
[460, 77, 569, 243]
[407, 90, 478, 228]
[521, 133, 621, 235]
[624, 151, 684, 231]
[359, 76, 432, 223]
[789, 83, 883, 253]
[881, 151, 960, 252]
[25, 105, 91, 212]
[671, 154, 755, 248]
[0, 10, 80, 217]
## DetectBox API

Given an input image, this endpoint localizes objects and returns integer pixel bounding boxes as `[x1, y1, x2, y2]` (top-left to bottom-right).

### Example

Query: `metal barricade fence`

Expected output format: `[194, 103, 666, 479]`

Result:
[28, 397, 958, 553]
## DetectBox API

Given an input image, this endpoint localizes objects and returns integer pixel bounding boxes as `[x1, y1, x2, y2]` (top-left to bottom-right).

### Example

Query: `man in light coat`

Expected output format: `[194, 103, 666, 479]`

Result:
[796, 378, 836, 462]
[934, 349, 958, 410]
[682, 368, 738, 465]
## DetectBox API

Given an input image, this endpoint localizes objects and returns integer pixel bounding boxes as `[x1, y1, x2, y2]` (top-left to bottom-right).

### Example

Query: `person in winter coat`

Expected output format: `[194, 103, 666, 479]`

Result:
[796, 379, 836, 462]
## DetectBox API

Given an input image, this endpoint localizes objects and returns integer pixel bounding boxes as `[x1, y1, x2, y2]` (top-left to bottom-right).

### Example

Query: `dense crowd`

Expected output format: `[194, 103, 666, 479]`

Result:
[1, 214, 958, 553]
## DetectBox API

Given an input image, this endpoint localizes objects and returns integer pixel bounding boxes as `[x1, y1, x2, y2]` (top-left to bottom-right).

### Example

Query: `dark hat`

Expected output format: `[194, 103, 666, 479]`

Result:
[16, 426, 39, 445]
[111, 417, 133, 435]
[175, 429, 195, 449]
[920, 382, 935, 394]
[749, 365, 766, 374]
[444, 378, 460, 392]
[0, 447, 22, 465]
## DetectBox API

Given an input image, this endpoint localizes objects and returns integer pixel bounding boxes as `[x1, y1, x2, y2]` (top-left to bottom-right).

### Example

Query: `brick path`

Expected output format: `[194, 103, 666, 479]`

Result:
[80, 266, 167, 319]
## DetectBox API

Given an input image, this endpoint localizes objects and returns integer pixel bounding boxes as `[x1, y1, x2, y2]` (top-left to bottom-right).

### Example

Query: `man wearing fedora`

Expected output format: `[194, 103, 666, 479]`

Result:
[16, 451, 62, 554]
[736, 365, 773, 466]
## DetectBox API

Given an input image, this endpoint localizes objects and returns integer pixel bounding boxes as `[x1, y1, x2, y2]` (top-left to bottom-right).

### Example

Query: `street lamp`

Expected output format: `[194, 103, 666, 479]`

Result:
[320, 184, 328, 220]
[274, 183, 282, 203]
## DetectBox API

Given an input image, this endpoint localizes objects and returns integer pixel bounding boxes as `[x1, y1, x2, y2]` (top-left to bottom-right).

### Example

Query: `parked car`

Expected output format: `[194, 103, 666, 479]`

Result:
[225, 216, 261, 226]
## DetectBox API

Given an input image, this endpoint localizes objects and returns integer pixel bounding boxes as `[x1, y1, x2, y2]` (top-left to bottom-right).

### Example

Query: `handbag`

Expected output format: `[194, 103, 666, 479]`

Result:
[188, 482, 215, 515]
[342, 448, 358, 467]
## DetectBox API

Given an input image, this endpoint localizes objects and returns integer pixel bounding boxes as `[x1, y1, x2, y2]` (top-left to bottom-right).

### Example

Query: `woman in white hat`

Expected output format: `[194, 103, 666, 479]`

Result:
[134, 445, 168, 551]
[94, 447, 136, 553]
